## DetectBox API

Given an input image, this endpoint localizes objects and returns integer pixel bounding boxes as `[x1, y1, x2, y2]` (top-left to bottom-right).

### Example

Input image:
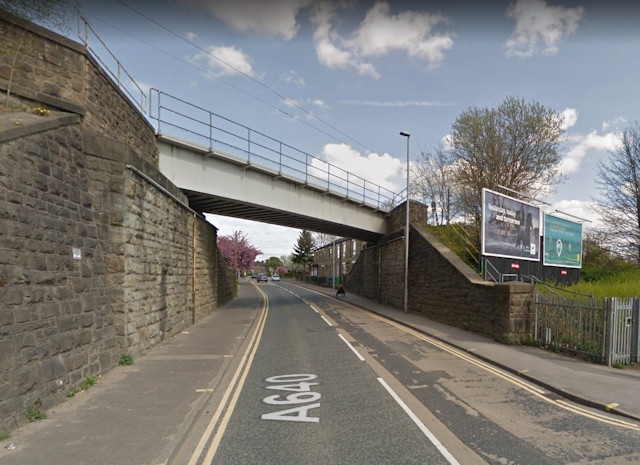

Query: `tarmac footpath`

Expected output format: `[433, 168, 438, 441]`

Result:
[0, 282, 265, 465]
[291, 280, 640, 423]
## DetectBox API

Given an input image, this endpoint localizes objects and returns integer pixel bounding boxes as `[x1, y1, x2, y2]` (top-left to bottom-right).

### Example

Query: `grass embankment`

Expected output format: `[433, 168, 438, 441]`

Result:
[558, 267, 640, 299]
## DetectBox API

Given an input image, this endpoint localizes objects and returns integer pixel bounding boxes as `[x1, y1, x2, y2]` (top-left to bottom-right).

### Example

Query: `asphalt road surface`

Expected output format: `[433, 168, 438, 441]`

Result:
[177, 281, 640, 465]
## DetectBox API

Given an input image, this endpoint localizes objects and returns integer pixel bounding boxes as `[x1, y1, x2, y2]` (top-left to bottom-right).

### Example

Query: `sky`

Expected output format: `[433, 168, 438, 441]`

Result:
[67, 0, 640, 261]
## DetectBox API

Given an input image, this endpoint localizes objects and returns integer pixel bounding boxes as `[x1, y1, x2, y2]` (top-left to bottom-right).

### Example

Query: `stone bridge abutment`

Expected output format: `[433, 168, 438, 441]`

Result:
[0, 10, 234, 433]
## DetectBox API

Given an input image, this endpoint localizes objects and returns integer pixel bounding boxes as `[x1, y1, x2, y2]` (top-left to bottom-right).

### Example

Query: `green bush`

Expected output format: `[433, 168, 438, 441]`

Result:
[25, 399, 47, 422]
[119, 353, 134, 366]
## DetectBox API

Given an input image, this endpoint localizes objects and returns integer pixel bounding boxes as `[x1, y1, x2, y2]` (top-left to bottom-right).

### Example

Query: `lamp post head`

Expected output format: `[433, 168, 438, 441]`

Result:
[399, 131, 410, 137]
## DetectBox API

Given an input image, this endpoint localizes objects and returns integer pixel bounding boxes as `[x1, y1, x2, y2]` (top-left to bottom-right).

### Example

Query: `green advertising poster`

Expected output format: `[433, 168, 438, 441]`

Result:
[543, 214, 583, 268]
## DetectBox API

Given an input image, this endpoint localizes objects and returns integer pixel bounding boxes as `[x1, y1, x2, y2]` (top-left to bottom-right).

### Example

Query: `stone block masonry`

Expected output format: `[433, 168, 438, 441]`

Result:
[347, 201, 535, 344]
[0, 11, 236, 433]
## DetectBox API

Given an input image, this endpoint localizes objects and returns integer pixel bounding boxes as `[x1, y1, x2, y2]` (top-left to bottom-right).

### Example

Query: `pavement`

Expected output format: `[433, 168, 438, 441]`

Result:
[2, 279, 639, 464]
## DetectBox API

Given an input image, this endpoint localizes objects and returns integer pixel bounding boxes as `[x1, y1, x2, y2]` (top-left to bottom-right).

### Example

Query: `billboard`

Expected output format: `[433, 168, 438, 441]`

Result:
[543, 214, 583, 268]
[482, 189, 540, 261]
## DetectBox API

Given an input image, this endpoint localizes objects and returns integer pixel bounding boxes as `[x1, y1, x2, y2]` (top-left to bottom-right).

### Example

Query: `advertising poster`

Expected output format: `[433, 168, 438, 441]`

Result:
[543, 214, 583, 268]
[482, 189, 540, 261]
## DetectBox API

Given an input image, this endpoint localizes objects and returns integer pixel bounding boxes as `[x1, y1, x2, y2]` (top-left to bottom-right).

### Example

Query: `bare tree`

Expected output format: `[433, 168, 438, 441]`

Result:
[594, 123, 640, 265]
[411, 144, 459, 225]
[313, 232, 338, 248]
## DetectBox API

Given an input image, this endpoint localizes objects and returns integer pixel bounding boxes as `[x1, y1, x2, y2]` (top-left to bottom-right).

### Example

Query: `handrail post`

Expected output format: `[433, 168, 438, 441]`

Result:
[209, 112, 213, 152]
[156, 90, 162, 134]
[346, 172, 350, 199]
[247, 128, 251, 163]
[305, 154, 309, 183]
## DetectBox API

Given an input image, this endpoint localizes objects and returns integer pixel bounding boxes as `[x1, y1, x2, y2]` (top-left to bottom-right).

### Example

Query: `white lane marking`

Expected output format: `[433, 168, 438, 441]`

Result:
[338, 333, 365, 361]
[377, 377, 461, 465]
[320, 315, 332, 326]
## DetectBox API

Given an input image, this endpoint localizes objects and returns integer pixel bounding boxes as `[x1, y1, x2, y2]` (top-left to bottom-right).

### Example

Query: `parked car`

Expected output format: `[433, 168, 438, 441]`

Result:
[251, 274, 257, 279]
[271, 274, 280, 281]
[257, 273, 268, 282]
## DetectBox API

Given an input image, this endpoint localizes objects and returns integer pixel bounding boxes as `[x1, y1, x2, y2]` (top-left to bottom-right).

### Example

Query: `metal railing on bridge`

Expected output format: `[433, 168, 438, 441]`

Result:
[77, 14, 402, 213]
[149, 89, 400, 212]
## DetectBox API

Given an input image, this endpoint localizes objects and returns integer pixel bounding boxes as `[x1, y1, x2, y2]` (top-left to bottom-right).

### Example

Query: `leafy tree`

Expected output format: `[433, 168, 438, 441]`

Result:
[447, 95, 565, 247]
[279, 254, 292, 270]
[291, 230, 315, 271]
[217, 231, 262, 272]
[264, 256, 283, 273]
[581, 229, 635, 281]
[594, 122, 640, 265]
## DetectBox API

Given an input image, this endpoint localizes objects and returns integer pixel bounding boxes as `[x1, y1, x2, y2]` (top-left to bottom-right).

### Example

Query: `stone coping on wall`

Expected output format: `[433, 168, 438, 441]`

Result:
[413, 222, 491, 287]
[0, 110, 80, 143]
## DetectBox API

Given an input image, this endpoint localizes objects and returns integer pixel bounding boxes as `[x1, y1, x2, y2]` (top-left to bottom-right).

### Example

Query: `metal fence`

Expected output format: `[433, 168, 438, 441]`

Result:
[78, 14, 403, 213]
[534, 289, 640, 366]
[148, 89, 401, 211]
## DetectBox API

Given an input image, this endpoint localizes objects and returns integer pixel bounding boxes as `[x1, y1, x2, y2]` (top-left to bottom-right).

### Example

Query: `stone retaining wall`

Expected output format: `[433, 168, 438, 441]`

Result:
[347, 202, 534, 344]
[0, 11, 235, 433]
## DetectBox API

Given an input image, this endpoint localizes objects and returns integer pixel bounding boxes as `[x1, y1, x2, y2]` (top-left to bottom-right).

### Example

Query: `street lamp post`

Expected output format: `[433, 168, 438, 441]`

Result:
[399, 131, 410, 313]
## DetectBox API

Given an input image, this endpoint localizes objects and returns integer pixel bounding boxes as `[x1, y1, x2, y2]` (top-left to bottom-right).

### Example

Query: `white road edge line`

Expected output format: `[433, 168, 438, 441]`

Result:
[320, 315, 332, 326]
[377, 377, 461, 465]
[338, 333, 365, 361]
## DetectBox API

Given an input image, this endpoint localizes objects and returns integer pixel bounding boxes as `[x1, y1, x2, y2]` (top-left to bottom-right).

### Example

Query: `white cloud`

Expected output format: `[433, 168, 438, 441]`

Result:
[560, 129, 617, 175]
[602, 117, 628, 132]
[339, 99, 451, 107]
[311, 1, 453, 78]
[185, 31, 198, 41]
[182, 0, 313, 40]
[549, 199, 601, 230]
[315, 142, 405, 193]
[191, 45, 258, 78]
[561, 108, 578, 130]
[280, 70, 306, 87]
[311, 2, 380, 79]
[311, 98, 327, 108]
[505, 0, 584, 58]
[283, 97, 327, 109]
[349, 1, 453, 65]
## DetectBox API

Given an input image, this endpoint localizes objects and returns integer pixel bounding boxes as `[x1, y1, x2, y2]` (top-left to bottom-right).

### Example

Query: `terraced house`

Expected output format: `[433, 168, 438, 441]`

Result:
[312, 238, 367, 286]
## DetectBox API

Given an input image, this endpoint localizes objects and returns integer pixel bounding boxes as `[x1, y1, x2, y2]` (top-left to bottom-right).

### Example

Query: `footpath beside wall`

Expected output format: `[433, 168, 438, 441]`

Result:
[347, 201, 534, 343]
[0, 11, 235, 433]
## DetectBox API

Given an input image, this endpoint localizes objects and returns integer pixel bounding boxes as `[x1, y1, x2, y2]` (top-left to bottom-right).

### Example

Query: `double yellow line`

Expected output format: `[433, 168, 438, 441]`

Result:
[187, 285, 269, 465]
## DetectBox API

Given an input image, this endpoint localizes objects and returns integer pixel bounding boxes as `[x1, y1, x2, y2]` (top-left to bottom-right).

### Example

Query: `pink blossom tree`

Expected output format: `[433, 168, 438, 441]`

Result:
[217, 231, 262, 273]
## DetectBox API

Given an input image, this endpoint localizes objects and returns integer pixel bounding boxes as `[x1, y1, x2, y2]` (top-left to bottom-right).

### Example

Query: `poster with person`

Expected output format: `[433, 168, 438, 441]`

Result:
[482, 188, 541, 261]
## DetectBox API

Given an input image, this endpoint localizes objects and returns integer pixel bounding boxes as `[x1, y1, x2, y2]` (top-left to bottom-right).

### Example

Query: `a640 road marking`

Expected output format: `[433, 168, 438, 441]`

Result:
[261, 374, 321, 423]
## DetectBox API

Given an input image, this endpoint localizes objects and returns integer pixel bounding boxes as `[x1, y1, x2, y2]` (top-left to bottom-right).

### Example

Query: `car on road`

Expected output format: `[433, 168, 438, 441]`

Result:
[257, 273, 268, 282]
[271, 274, 280, 281]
